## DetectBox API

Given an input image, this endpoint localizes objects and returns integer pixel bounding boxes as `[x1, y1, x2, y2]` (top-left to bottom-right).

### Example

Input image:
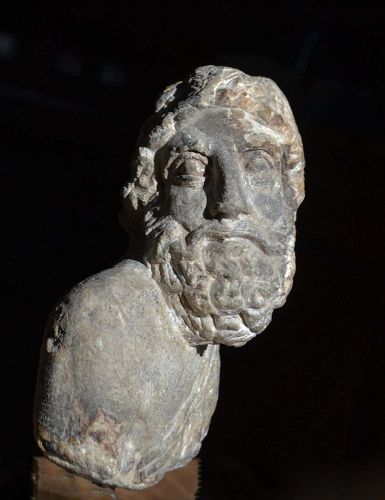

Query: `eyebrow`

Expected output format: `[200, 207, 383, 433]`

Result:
[242, 142, 281, 157]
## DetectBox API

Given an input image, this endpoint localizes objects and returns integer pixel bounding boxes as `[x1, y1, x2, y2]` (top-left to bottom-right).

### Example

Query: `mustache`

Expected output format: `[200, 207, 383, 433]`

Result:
[145, 216, 287, 258]
[185, 220, 286, 256]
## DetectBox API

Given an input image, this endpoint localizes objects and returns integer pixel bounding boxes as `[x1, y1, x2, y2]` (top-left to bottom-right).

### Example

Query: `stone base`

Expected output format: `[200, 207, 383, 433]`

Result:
[32, 456, 200, 499]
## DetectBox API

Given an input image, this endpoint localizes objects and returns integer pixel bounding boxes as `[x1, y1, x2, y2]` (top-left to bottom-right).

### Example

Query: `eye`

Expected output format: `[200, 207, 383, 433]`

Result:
[169, 152, 208, 188]
[244, 149, 274, 174]
[243, 149, 279, 190]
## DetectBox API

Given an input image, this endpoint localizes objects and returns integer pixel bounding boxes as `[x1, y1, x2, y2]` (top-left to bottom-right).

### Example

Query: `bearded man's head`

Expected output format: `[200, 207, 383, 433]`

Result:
[120, 66, 305, 347]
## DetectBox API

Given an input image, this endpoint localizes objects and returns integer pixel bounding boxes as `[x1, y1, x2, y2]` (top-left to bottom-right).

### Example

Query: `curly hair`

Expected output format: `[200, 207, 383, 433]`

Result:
[119, 65, 305, 237]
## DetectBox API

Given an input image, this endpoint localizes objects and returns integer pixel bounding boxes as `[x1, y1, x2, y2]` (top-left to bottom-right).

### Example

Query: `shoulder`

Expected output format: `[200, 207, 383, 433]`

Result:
[77, 258, 153, 289]
[69, 259, 161, 309]
[46, 260, 167, 345]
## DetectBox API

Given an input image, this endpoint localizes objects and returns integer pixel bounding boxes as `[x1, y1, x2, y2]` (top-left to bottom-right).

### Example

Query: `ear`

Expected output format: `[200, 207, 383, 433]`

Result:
[282, 142, 305, 210]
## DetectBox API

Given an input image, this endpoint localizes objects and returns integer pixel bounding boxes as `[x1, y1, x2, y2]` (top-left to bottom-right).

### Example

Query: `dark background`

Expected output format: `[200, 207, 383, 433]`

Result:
[2, 2, 385, 498]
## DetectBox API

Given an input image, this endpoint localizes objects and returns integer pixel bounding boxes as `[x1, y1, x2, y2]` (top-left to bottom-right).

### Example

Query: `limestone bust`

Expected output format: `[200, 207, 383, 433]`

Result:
[34, 65, 305, 489]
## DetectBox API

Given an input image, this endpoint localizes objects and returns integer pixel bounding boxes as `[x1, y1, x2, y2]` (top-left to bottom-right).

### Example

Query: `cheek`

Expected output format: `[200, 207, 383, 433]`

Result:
[254, 191, 284, 222]
[247, 173, 285, 223]
[169, 186, 207, 231]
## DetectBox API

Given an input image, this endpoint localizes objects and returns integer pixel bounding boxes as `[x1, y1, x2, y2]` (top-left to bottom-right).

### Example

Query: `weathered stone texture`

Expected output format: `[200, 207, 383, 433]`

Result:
[34, 65, 304, 489]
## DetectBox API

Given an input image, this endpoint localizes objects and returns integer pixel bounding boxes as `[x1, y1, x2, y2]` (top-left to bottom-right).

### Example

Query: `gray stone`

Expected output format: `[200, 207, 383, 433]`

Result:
[34, 65, 305, 489]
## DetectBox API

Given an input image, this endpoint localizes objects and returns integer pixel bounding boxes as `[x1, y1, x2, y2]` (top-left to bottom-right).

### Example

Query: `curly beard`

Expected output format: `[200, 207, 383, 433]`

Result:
[144, 217, 295, 347]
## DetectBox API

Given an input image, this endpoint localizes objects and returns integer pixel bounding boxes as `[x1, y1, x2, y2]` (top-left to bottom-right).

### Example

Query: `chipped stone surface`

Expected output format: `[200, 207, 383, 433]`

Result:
[34, 66, 305, 489]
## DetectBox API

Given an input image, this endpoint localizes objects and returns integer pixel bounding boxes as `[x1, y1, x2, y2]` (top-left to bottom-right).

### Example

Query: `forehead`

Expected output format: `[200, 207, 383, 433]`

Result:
[168, 106, 281, 155]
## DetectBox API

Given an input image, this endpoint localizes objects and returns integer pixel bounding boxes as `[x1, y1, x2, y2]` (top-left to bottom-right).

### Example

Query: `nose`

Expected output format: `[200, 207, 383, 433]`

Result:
[206, 157, 252, 220]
